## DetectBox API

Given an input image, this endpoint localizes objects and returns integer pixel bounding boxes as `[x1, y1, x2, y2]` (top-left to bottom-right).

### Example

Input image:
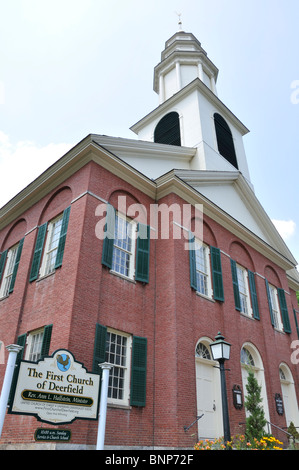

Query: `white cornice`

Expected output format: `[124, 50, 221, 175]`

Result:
[131, 78, 249, 136]
[91, 135, 196, 162]
[176, 169, 239, 185]
[286, 268, 299, 291]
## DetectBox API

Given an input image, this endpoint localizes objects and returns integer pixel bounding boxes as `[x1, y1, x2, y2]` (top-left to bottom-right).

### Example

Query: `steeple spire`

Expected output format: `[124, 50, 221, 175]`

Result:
[175, 12, 183, 31]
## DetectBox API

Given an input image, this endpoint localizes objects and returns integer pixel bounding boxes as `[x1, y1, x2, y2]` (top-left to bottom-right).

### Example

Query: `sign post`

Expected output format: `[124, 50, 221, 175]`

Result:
[96, 362, 112, 451]
[0, 344, 23, 438]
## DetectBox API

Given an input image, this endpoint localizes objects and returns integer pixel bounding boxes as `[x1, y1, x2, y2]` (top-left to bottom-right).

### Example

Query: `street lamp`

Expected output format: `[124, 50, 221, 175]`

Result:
[210, 332, 231, 446]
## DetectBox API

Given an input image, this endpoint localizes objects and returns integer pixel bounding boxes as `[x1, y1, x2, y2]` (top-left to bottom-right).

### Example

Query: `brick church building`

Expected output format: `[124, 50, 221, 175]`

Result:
[0, 29, 299, 450]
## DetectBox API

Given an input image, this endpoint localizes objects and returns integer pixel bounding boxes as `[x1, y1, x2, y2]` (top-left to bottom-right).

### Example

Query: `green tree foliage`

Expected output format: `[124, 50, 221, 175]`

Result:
[287, 421, 299, 440]
[244, 369, 267, 441]
[296, 291, 299, 305]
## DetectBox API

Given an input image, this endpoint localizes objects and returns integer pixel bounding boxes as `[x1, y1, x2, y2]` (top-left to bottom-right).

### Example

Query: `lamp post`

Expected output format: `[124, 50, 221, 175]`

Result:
[210, 332, 231, 446]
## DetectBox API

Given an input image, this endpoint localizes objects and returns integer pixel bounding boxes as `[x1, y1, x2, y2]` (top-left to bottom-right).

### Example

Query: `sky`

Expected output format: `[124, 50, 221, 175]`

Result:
[0, 0, 298, 267]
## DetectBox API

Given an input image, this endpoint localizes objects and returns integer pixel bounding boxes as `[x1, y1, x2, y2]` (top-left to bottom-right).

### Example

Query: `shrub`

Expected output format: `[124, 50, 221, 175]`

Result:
[244, 369, 267, 441]
[194, 434, 283, 450]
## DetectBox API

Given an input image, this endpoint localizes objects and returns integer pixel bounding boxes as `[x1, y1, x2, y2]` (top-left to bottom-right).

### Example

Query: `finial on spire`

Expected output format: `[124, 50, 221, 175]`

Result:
[175, 12, 183, 31]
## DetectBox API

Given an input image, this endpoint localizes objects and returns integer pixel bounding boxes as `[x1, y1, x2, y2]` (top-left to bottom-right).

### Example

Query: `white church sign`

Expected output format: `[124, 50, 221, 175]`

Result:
[9, 349, 100, 425]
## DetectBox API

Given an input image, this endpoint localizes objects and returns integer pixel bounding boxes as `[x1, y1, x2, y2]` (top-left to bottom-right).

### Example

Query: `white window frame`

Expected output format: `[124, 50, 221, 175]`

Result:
[111, 213, 136, 280]
[236, 264, 252, 317]
[39, 214, 63, 278]
[269, 284, 284, 331]
[195, 242, 213, 299]
[105, 328, 132, 407]
[25, 328, 45, 362]
[0, 244, 18, 298]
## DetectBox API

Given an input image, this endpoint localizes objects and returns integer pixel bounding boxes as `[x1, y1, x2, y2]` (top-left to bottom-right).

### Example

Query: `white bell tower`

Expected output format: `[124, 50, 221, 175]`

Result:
[130, 29, 252, 186]
[154, 30, 219, 104]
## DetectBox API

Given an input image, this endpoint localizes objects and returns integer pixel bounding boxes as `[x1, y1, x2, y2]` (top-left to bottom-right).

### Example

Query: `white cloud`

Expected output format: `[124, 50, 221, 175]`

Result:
[272, 219, 296, 241]
[0, 131, 73, 207]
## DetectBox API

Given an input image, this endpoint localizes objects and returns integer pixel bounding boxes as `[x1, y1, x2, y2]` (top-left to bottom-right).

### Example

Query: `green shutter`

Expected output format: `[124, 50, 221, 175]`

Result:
[277, 288, 291, 334]
[210, 246, 224, 301]
[265, 279, 275, 327]
[40, 324, 53, 358]
[130, 336, 147, 407]
[8, 333, 26, 405]
[9, 238, 24, 294]
[92, 324, 107, 373]
[29, 223, 47, 282]
[293, 309, 299, 340]
[189, 234, 197, 291]
[135, 224, 150, 283]
[0, 250, 8, 283]
[248, 270, 260, 320]
[101, 204, 115, 269]
[230, 259, 241, 311]
[55, 206, 71, 269]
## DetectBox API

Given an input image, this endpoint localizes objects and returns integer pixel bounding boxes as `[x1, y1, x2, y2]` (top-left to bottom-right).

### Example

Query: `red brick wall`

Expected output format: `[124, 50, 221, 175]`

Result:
[0, 162, 298, 448]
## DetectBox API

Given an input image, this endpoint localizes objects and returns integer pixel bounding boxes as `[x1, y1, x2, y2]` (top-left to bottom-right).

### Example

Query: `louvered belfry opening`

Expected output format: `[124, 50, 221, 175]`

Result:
[154, 112, 181, 146]
[214, 113, 238, 169]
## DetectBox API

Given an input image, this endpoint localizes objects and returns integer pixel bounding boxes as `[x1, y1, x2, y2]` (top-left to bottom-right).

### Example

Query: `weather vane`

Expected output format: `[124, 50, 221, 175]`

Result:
[175, 12, 183, 31]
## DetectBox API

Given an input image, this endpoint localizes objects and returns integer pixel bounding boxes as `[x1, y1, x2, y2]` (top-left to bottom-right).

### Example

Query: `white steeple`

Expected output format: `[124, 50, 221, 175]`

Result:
[131, 30, 252, 187]
[154, 31, 219, 104]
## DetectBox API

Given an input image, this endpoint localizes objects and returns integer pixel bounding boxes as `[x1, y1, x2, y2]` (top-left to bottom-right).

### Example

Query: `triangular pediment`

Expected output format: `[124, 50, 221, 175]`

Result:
[167, 169, 297, 267]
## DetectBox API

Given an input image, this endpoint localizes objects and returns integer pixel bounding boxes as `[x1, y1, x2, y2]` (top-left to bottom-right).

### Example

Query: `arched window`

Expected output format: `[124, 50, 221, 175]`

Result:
[195, 342, 211, 360]
[214, 113, 238, 169]
[154, 112, 181, 146]
[240, 347, 255, 367]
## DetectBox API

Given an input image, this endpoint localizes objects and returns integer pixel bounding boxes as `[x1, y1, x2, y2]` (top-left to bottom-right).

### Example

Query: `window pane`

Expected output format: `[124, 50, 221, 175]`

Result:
[237, 266, 248, 314]
[106, 332, 128, 401]
[240, 347, 255, 366]
[270, 286, 280, 329]
[28, 332, 44, 362]
[45, 217, 63, 275]
[112, 249, 130, 277]
[112, 215, 134, 277]
[195, 244, 208, 296]
[195, 343, 211, 360]
[1, 246, 18, 297]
